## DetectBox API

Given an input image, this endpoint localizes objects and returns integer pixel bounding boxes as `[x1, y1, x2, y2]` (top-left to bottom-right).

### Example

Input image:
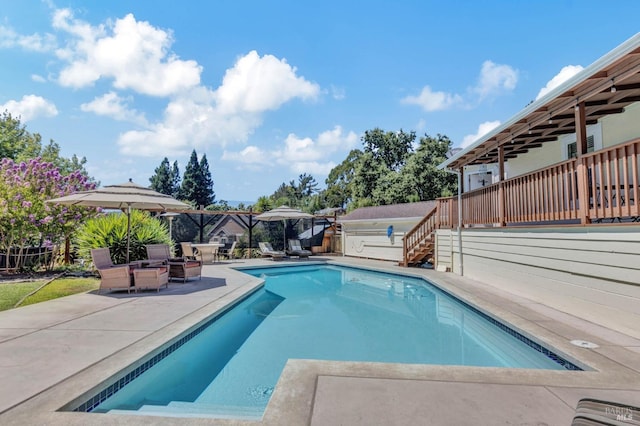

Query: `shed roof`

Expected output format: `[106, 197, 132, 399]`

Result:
[339, 201, 436, 222]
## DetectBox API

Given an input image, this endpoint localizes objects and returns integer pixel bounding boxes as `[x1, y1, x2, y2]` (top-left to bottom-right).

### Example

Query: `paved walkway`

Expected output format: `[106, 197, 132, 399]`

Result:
[0, 257, 638, 425]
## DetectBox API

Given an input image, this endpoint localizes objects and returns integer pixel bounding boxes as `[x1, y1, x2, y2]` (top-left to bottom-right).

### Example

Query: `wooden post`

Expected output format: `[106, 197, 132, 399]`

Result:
[248, 208, 253, 258]
[575, 102, 591, 224]
[498, 145, 506, 226]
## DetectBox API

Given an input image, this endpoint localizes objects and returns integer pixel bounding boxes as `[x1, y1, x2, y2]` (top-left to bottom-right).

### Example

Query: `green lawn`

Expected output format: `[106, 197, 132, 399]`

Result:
[0, 281, 43, 311]
[0, 276, 100, 311]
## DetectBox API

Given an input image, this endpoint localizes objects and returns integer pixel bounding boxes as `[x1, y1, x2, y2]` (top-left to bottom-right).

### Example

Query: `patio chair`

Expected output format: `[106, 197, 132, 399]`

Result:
[258, 242, 286, 260]
[133, 267, 169, 292]
[180, 242, 197, 260]
[146, 244, 202, 283]
[145, 244, 173, 266]
[287, 239, 312, 259]
[90, 248, 134, 293]
[219, 241, 237, 260]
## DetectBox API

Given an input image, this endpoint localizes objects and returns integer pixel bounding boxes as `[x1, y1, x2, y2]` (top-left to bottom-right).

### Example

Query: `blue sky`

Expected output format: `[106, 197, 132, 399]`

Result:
[1, 1, 639, 203]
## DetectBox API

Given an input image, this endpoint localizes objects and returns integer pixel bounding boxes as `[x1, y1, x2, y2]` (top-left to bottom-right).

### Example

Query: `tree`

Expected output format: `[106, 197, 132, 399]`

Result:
[352, 151, 387, 205]
[297, 173, 318, 197]
[179, 150, 214, 208]
[324, 149, 362, 208]
[362, 128, 415, 171]
[39, 141, 94, 182]
[197, 154, 214, 206]
[400, 134, 457, 200]
[150, 157, 180, 196]
[0, 111, 41, 161]
[0, 158, 98, 270]
[253, 196, 273, 213]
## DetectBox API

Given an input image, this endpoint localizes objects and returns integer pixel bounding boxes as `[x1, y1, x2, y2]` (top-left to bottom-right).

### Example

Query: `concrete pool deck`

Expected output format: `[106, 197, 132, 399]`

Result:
[0, 256, 638, 425]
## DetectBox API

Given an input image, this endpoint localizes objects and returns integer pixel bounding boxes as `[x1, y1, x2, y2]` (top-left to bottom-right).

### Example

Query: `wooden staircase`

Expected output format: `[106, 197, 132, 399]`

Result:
[401, 206, 438, 267]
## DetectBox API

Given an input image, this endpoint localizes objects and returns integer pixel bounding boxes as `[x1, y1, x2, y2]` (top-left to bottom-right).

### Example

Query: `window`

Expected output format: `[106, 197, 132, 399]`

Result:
[567, 135, 595, 159]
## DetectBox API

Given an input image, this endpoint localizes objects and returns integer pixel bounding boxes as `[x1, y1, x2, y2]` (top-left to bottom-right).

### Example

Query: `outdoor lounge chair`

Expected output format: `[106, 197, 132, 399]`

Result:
[146, 244, 202, 283]
[219, 241, 237, 260]
[287, 239, 312, 259]
[90, 248, 134, 293]
[258, 242, 286, 260]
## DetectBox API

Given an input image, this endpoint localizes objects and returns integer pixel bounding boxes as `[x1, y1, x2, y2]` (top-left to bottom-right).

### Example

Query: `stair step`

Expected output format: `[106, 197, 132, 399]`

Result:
[107, 401, 264, 420]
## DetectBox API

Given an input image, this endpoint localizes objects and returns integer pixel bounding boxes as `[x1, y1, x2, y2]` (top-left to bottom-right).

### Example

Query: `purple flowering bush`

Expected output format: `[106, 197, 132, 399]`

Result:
[0, 158, 98, 270]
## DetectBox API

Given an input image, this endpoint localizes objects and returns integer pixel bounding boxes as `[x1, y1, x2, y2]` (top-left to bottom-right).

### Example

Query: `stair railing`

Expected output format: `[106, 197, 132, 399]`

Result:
[402, 206, 438, 266]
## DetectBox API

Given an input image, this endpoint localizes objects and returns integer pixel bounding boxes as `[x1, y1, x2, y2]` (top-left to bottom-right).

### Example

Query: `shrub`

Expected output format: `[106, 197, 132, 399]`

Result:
[75, 210, 171, 264]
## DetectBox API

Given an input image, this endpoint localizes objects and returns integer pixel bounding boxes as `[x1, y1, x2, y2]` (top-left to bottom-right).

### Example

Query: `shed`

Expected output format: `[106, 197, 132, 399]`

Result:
[339, 201, 436, 262]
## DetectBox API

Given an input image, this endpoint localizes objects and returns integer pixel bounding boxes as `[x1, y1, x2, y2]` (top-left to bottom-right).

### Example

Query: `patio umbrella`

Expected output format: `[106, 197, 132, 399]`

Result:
[47, 179, 189, 264]
[255, 205, 313, 250]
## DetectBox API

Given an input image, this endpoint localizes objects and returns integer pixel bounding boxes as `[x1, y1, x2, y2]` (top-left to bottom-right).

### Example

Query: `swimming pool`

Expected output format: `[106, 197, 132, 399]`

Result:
[74, 264, 580, 419]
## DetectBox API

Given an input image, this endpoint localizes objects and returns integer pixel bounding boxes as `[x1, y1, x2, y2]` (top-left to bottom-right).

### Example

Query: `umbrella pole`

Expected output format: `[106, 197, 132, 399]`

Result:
[283, 219, 286, 252]
[126, 206, 131, 264]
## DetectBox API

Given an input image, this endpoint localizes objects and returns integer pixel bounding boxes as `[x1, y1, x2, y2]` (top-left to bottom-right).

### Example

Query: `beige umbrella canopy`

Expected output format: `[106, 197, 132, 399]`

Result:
[255, 205, 313, 250]
[47, 179, 189, 263]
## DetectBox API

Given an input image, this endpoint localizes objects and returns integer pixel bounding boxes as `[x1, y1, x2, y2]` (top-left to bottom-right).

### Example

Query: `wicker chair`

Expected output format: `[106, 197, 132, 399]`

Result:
[90, 248, 134, 293]
[147, 243, 202, 283]
[133, 267, 169, 292]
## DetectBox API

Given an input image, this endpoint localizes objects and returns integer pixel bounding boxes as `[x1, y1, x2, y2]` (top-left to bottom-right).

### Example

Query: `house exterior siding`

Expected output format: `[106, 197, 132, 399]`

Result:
[435, 226, 640, 338]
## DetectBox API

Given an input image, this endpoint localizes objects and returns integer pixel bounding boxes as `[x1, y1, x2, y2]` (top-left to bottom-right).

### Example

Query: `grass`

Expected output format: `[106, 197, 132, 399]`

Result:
[0, 276, 100, 311]
[0, 281, 43, 311]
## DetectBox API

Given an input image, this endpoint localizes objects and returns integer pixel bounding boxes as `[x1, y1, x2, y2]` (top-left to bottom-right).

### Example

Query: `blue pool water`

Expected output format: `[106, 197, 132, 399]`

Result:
[86, 264, 577, 418]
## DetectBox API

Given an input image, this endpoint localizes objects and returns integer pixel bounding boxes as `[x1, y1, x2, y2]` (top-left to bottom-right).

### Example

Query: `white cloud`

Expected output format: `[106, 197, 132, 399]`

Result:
[221, 146, 271, 166]
[0, 25, 57, 52]
[80, 92, 147, 126]
[536, 65, 584, 100]
[401, 86, 462, 111]
[53, 10, 202, 96]
[31, 74, 47, 83]
[0, 95, 58, 121]
[330, 85, 346, 100]
[403, 61, 517, 112]
[461, 120, 501, 148]
[117, 51, 321, 156]
[5, 7, 322, 158]
[222, 125, 358, 176]
[474, 60, 518, 99]
[215, 50, 319, 114]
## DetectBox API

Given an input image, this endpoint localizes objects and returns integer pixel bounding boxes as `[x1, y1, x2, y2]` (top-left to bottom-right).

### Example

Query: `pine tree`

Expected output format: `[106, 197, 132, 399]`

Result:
[179, 150, 214, 207]
[198, 154, 215, 206]
[180, 150, 200, 206]
[149, 157, 179, 196]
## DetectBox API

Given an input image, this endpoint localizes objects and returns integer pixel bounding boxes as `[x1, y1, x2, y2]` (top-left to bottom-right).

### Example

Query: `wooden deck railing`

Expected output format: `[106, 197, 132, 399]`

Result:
[436, 138, 640, 227]
[402, 138, 640, 267]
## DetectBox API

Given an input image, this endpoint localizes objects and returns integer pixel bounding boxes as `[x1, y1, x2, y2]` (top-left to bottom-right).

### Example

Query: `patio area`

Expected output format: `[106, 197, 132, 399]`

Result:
[0, 256, 638, 425]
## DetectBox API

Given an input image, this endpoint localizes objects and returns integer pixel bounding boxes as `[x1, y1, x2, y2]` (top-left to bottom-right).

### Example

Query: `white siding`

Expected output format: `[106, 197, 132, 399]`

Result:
[342, 218, 420, 262]
[435, 226, 640, 338]
[601, 101, 640, 147]
[504, 138, 562, 177]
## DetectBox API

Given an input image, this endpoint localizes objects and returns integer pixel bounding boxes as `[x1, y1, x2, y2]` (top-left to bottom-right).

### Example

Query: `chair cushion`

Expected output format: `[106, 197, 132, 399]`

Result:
[185, 261, 201, 268]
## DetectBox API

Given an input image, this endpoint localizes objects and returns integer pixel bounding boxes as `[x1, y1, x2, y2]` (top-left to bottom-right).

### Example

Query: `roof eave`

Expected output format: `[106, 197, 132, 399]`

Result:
[438, 32, 640, 170]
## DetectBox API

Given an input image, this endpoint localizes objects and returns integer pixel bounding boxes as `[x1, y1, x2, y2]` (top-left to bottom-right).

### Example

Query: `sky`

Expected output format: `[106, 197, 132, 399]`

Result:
[1, 1, 640, 204]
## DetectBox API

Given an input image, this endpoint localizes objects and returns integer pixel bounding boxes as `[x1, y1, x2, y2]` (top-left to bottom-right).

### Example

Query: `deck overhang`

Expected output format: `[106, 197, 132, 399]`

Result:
[440, 32, 640, 170]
